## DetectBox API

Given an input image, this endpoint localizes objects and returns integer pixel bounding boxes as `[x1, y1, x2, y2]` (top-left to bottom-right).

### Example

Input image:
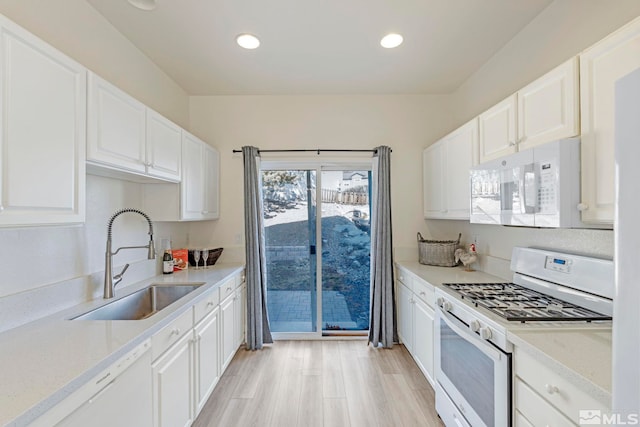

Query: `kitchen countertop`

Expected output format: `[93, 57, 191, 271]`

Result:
[395, 260, 612, 406]
[0, 263, 244, 427]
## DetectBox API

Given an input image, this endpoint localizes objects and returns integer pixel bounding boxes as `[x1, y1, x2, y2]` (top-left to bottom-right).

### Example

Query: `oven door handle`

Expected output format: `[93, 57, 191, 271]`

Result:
[438, 308, 505, 361]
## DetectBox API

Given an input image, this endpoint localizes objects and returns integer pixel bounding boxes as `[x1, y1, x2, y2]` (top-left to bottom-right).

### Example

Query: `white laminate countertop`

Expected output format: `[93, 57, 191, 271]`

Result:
[0, 263, 244, 427]
[396, 261, 504, 287]
[395, 261, 612, 405]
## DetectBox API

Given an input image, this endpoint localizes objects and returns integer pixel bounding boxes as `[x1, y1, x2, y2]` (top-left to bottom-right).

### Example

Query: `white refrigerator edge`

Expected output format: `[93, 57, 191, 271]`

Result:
[613, 66, 640, 415]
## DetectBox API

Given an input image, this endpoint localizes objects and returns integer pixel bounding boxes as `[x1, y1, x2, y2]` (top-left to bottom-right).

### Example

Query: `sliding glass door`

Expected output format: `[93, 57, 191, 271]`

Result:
[320, 170, 371, 334]
[262, 164, 371, 338]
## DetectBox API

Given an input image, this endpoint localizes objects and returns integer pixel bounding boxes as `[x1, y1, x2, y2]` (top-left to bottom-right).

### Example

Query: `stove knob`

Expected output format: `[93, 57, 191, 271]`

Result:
[441, 300, 452, 312]
[469, 320, 481, 332]
[479, 327, 493, 340]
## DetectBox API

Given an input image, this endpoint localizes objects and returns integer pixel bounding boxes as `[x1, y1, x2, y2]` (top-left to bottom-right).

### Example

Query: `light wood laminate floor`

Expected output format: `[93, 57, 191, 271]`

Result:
[193, 341, 444, 427]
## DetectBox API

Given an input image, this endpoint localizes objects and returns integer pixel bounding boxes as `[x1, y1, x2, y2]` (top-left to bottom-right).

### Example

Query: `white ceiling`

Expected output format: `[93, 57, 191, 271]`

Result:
[86, 0, 553, 96]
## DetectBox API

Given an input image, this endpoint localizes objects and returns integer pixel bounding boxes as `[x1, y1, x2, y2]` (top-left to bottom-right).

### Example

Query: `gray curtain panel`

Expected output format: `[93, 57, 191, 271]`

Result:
[368, 145, 397, 348]
[242, 146, 273, 350]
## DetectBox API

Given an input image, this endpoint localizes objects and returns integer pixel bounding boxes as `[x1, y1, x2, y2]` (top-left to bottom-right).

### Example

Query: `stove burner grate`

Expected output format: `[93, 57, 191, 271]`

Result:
[442, 282, 612, 322]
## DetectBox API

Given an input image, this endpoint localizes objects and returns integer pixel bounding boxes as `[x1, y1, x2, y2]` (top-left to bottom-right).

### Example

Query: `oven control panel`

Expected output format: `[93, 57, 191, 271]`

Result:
[544, 255, 572, 273]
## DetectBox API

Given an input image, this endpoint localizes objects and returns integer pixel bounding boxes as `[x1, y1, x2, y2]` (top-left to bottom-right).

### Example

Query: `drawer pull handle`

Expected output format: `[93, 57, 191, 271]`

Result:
[420, 291, 426, 296]
[545, 383, 559, 395]
[171, 328, 181, 336]
[207, 301, 214, 307]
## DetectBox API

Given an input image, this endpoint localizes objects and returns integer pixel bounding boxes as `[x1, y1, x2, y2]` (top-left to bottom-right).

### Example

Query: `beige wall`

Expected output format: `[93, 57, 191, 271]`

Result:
[0, 0, 189, 127]
[188, 95, 453, 260]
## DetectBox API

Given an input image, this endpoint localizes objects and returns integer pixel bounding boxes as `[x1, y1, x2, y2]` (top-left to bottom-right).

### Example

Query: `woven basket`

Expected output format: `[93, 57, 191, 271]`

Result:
[417, 233, 461, 267]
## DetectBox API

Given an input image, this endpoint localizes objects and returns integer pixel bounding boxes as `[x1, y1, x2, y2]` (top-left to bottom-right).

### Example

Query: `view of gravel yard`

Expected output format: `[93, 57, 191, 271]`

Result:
[263, 170, 371, 333]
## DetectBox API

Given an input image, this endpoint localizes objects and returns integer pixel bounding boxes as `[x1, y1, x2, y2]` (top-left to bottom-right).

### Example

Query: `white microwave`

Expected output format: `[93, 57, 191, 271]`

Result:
[470, 138, 584, 228]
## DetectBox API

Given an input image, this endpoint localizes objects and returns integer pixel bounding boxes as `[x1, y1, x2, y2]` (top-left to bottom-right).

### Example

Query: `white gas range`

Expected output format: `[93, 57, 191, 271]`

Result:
[434, 247, 613, 427]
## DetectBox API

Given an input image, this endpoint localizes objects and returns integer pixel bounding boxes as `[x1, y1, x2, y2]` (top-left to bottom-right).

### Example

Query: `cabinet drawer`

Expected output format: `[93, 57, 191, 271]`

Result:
[413, 277, 435, 308]
[236, 270, 246, 286]
[219, 277, 236, 301]
[194, 287, 220, 326]
[396, 267, 414, 292]
[514, 347, 608, 423]
[514, 409, 535, 427]
[515, 378, 576, 427]
[152, 309, 193, 360]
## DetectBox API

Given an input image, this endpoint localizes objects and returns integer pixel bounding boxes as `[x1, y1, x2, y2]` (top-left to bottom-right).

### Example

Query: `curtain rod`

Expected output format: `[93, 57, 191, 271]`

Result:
[231, 148, 391, 154]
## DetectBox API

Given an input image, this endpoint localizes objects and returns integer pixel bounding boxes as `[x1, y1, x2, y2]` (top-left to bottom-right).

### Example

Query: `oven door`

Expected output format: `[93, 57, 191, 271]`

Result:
[435, 307, 511, 427]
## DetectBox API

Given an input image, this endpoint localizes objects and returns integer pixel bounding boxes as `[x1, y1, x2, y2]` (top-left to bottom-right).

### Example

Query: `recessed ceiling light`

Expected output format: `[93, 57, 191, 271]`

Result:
[127, 0, 157, 11]
[236, 34, 260, 50]
[380, 33, 403, 49]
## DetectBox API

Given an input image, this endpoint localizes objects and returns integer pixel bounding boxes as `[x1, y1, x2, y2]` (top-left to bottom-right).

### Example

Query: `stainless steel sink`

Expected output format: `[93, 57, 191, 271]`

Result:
[72, 283, 205, 320]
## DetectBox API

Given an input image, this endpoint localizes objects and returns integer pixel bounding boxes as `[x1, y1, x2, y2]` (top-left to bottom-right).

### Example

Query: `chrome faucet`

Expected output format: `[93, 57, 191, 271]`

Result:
[104, 208, 156, 299]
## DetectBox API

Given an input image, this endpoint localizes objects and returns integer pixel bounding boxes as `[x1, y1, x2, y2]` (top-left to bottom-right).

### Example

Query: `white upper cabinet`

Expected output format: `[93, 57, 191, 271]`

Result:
[423, 141, 445, 218]
[479, 57, 579, 164]
[479, 95, 517, 163]
[146, 109, 182, 181]
[203, 143, 220, 219]
[87, 72, 181, 183]
[181, 132, 206, 219]
[0, 16, 86, 226]
[87, 72, 146, 174]
[579, 16, 640, 226]
[517, 57, 579, 151]
[144, 131, 220, 221]
[424, 119, 478, 219]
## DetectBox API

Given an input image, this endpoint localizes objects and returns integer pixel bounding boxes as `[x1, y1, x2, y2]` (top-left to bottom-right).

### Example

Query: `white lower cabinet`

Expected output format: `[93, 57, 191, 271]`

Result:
[152, 332, 194, 427]
[30, 341, 152, 427]
[397, 281, 414, 354]
[412, 297, 435, 383]
[513, 346, 609, 426]
[396, 266, 436, 385]
[194, 307, 220, 415]
[220, 293, 237, 372]
[235, 284, 246, 346]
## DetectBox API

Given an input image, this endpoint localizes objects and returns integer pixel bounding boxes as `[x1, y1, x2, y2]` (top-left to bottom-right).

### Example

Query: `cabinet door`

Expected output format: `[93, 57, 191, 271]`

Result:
[146, 109, 182, 182]
[87, 72, 146, 174]
[478, 95, 517, 163]
[194, 307, 220, 415]
[58, 351, 152, 427]
[397, 282, 414, 353]
[517, 58, 579, 150]
[220, 294, 236, 372]
[152, 333, 193, 427]
[0, 17, 86, 226]
[202, 144, 220, 219]
[423, 141, 444, 218]
[413, 298, 435, 385]
[580, 17, 640, 225]
[443, 119, 478, 219]
[235, 284, 246, 347]
[181, 132, 205, 220]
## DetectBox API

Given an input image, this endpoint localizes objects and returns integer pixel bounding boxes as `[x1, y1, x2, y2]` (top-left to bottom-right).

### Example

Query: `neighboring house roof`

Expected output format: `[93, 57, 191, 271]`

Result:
[342, 171, 366, 180]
